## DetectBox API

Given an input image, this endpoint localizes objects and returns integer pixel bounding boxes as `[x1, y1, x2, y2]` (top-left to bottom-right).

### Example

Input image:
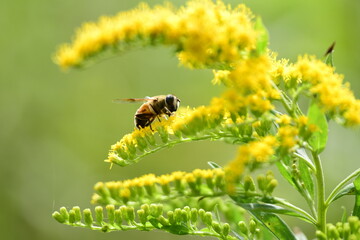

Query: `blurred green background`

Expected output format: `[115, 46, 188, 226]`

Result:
[1, 0, 359, 239]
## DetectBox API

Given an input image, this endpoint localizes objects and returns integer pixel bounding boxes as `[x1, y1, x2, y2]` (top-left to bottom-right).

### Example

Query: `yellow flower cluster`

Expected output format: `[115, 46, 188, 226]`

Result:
[214, 56, 280, 115]
[294, 55, 360, 126]
[225, 136, 277, 193]
[54, 0, 258, 69]
[271, 54, 360, 126]
[92, 168, 225, 204]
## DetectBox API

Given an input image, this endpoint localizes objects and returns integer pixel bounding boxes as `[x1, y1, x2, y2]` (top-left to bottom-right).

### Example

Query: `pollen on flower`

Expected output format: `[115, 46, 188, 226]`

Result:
[277, 125, 299, 150]
[276, 114, 292, 125]
[54, 0, 258, 69]
[294, 55, 360, 126]
[224, 136, 277, 193]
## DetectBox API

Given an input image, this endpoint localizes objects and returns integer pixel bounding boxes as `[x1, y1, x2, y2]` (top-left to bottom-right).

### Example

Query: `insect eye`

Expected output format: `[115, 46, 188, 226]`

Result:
[166, 95, 177, 112]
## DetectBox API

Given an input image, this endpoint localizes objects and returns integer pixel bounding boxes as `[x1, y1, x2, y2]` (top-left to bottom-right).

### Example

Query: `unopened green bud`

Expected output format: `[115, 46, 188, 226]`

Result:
[244, 175, 256, 192]
[349, 234, 358, 240]
[68, 209, 76, 224]
[72, 206, 82, 222]
[174, 208, 182, 223]
[198, 209, 206, 221]
[157, 215, 170, 226]
[212, 222, 222, 234]
[95, 206, 104, 225]
[266, 179, 278, 194]
[203, 212, 213, 226]
[161, 183, 171, 195]
[59, 207, 69, 221]
[349, 216, 359, 232]
[168, 211, 175, 225]
[114, 209, 122, 226]
[83, 208, 93, 227]
[120, 206, 128, 220]
[52, 211, 66, 223]
[328, 225, 339, 239]
[238, 221, 248, 235]
[222, 223, 230, 236]
[343, 222, 351, 239]
[137, 209, 147, 225]
[134, 135, 148, 151]
[141, 204, 150, 215]
[181, 209, 188, 222]
[257, 175, 267, 192]
[106, 205, 115, 224]
[249, 219, 257, 234]
[206, 177, 214, 189]
[127, 207, 135, 222]
[190, 208, 198, 223]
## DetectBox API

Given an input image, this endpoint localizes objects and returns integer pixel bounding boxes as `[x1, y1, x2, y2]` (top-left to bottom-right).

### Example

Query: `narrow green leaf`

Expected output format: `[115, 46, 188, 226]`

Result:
[248, 210, 296, 240]
[276, 161, 297, 189]
[307, 101, 328, 154]
[294, 148, 315, 171]
[324, 42, 335, 67]
[162, 224, 190, 235]
[237, 203, 314, 224]
[330, 183, 355, 203]
[298, 159, 315, 198]
[254, 17, 269, 55]
[208, 161, 222, 169]
[352, 175, 360, 217]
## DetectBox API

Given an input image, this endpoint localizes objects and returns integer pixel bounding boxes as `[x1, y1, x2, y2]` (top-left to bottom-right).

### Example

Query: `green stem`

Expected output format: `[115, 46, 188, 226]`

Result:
[312, 152, 326, 233]
[325, 168, 360, 207]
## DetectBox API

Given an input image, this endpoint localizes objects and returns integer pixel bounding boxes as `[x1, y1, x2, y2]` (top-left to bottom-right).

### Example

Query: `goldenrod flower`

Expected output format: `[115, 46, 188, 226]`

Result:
[294, 55, 360, 126]
[225, 136, 277, 193]
[92, 168, 225, 205]
[54, 0, 258, 69]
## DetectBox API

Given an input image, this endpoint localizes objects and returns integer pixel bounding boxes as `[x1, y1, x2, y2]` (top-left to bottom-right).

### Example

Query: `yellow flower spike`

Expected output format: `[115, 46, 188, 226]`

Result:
[277, 125, 299, 150]
[276, 114, 292, 125]
[54, 0, 258, 69]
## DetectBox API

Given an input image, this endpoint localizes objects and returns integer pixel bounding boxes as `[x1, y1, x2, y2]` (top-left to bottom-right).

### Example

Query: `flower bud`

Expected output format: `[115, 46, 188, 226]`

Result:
[243, 175, 256, 192]
[141, 204, 150, 216]
[212, 222, 222, 234]
[137, 209, 147, 225]
[266, 179, 278, 194]
[222, 223, 230, 236]
[238, 221, 248, 235]
[328, 224, 339, 239]
[60, 207, 69, 221]
[257, 175, 267, 193]
[52, 211, 66, 223]
[249, 219, 257, 234]
[127, 207, 135, 222]
[349, 216, 359, 233]
[106, 205, 115, 225]
[95, 206, 104, 225]
[157, 215, 170, 226]
[315, 230, 327, 240]
[114, 209, 122, 226]
[68, 209, 76, 224]
[83, 208, 93, 227]
[190, 208, 198, 223]
[72, 206, 82, 222]
[167, 211, 175, 225]
[203, 212, 213, 226]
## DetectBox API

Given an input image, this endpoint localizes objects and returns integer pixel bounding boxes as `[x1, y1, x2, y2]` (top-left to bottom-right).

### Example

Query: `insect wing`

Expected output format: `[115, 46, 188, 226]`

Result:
[112, 97, 155, 104]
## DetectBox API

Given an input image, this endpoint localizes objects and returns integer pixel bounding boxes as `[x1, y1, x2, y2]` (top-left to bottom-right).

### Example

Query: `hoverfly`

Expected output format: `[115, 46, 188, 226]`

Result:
[114, 94, 180, 129]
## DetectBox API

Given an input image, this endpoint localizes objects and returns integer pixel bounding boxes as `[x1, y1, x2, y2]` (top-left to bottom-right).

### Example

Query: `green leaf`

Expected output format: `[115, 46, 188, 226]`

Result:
[307, 101, 328, 154]
[352, 175, 360, 217]
[239, 205, 296, 240]
[208, 161, 222, 169]
[276, 160, 297, 190]
[324, 42, 335, 67]
[298, 158, 315, 198]
[330, 183, 356, 203]
[294, 148, 315, 171]
[237, 203, 314, 224]
[254, 17, 269, 55]
[162, 224, 190, 235]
